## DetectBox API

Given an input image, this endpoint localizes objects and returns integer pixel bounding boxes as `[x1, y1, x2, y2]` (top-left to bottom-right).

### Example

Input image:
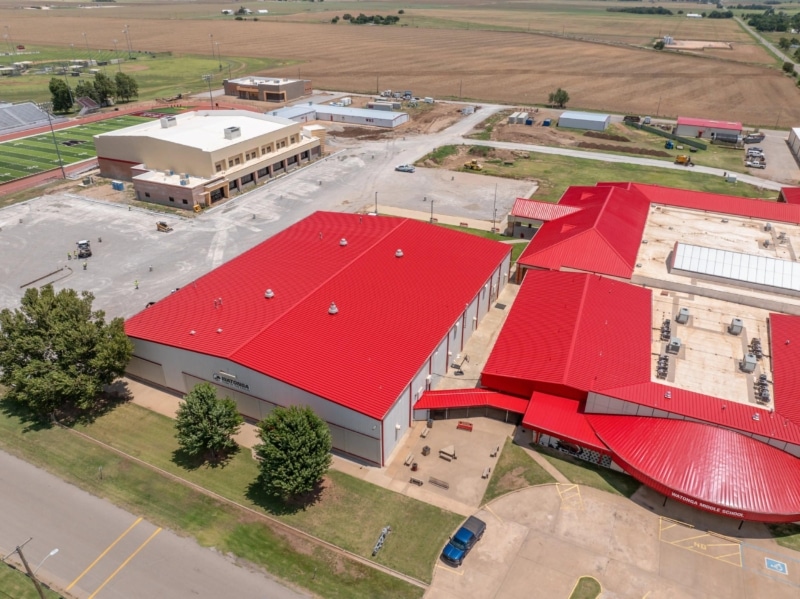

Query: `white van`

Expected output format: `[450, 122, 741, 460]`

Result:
[423, 97, 435, 104]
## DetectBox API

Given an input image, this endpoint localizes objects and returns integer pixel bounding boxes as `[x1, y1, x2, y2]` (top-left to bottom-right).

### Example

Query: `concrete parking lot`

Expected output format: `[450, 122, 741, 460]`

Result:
[426, 483, 800, 599]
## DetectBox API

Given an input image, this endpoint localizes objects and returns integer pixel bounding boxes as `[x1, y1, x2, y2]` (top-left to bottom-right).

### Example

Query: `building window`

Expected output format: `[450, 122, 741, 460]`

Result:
[234, 157, 241, 165]
[216, 163, 223, 173]
[169, 196, 174, 202]
[145, 192, 151, 198]
[182, 199, 188, 204]
[290, 135, 296, 144]
[366, 118, 374, 123]
[228, 160, 234, 168]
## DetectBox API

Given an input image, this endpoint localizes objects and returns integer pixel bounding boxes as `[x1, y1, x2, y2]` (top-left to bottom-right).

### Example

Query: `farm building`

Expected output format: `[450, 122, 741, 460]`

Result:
[94, 110, 321, 209]
[416, 182, 800, 522]
[675, 117, 742, 139]
[270, 104, 409, 128]
[787, 128, 800, 164]
[557, 111, 610, 131]
[222, 76, 312, 103]
[125, 212, 512, 466]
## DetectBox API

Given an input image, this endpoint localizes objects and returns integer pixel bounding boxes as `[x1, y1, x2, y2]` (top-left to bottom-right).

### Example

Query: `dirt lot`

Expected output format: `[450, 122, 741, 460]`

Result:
[2, 7, 798, 126]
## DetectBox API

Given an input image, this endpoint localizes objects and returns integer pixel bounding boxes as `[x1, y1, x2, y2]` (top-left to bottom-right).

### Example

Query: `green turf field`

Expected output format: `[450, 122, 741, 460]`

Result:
[0, 115, 151, 183]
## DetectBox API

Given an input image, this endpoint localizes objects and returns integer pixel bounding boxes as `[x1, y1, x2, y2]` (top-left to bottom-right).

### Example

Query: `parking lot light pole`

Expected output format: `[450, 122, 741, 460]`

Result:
[33, 548, 59, 575]
[202, 74, 214, 109]
[45, 108, 67, 179]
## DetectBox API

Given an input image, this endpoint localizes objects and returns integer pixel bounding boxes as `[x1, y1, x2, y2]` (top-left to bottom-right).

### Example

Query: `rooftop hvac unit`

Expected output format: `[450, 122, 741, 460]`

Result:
[764, 222, 772, 231]
[179, 179, 188, 186]
[675, 307, 690, 324]
[728, 318, 743, 336]
[223, 126, 241, 140]
[667, 338, 682, 354]
[740, 353, 757, 373]
[160, 116, 177, 129]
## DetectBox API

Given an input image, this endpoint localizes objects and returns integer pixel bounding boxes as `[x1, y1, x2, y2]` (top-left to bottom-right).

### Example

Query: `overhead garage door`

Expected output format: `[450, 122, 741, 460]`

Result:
[126, 356, 167, 387]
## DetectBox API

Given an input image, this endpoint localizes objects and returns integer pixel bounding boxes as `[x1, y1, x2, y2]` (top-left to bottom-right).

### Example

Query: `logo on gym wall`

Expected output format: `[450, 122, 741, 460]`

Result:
[212, 371, 250, 391]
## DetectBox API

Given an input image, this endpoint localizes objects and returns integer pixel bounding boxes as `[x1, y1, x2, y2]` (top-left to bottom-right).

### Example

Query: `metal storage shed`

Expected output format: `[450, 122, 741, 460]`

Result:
[557, 111, 610, 131]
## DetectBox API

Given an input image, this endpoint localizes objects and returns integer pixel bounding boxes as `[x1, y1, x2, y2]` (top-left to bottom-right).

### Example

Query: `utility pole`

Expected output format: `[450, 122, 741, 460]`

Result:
[374, 191, 378, 215]
[459, 79, 462, 99]
[430, 199, 434, 223]
[15, 545, 47, 599]
[492, 183, 497, 233]
[112, 39, 121, 72]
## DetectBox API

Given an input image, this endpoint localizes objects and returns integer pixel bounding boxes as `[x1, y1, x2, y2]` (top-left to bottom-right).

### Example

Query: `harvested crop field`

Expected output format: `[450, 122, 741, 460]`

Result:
[2, 9, 798, 126]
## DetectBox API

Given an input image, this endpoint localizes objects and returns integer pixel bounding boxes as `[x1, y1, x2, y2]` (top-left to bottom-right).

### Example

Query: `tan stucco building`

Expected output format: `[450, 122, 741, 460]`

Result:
[223, 77, 311, 103]
[94, 110, 322, 209]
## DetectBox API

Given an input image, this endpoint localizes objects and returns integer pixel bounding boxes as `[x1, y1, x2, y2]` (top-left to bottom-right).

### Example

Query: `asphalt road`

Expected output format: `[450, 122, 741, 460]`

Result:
[0, 450, 308, 599]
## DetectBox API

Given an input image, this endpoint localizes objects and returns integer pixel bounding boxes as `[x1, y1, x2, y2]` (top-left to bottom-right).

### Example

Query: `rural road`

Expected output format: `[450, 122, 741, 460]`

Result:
[735, 16, 797, 74]
[0, 450, 308, 599]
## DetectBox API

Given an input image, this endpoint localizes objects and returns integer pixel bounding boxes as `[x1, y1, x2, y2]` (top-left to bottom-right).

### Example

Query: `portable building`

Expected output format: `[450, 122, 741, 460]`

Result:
[315, 105, 409, 128]
[557, 111, 610, 131]
[508, 112, 520, 125]
[516, 112, 529, 125]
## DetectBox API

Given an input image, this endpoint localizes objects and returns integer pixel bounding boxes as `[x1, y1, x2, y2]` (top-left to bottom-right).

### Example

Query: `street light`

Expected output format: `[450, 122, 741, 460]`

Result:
[82, 32, 91, 64]
[33, 549, 58, 575]
[210, 34, 220, 70]
[112, 39, 120, 72]
[202, 74, 214, 109]
[122, 25, 132, 59]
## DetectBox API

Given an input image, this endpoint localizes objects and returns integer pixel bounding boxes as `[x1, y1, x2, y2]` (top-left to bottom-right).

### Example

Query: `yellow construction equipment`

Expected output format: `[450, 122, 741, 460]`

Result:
[675, 155, 694, 167]
[464, 159, 483, 171]
[156, 221, 173, 233]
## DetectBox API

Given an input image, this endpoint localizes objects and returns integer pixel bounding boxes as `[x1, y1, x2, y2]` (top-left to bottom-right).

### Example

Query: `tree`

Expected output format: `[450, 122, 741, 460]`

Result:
[0, 285, 133, 420]
[548, 87, 570, 108]
[175, 383, 243, 464]
[331, 16, 339, 23]
[653, 40, 666, 50]
[48, 77, 73, 113]
[114, 72, 139, 102]
[93, 72, 116, 105]
[782, 61, 795, 74]
[779, 37, 791, 50]
[75, 80, 99, 104]
[254, 406, 332, 501]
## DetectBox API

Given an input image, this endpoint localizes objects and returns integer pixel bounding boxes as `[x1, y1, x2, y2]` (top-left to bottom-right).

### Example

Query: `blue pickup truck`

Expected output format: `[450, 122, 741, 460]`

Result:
[440, 516, 486, 567]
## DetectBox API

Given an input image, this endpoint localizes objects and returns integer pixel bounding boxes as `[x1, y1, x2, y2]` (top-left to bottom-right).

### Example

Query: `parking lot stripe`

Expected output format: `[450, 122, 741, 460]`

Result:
[435, 564, 465, 576]
[66, 516, 143, 590]
[484, 505, 503, 523]
[87, 527, 162, 599]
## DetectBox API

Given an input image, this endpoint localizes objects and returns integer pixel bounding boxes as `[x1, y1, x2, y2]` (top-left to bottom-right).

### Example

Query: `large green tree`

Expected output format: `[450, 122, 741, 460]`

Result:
[93, 72, 116, 105]
[255, 406, 332, 501]
[48, 77, 73, 113]
[114, 72, 139, 102]
[0, 285, 133, 420]
[175, 383, 243, 464]
[75, 80, 99, 104]
[548, 88, 570, 108]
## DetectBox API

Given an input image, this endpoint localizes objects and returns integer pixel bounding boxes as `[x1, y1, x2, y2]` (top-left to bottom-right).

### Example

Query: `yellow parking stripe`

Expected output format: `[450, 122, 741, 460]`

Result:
[66, 517, 143, 591]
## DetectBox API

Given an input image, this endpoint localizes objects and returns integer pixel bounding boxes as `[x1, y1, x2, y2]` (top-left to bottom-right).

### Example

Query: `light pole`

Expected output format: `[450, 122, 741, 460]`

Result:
[33, 548, 59, 575]
[81, 32, 92, 65]
[656, 96, 662, 118]
[45, 107, 67, 179]
[4, 25, 13, 54]
[210, 34, 220, 70]
[374, 191, 378, 215]
[123, 25, 132, 59]
[430, 199, 434, 223]
[492, 183, 498, 233]
[202, 74, 214, 109]
[112, 39, 121, 72]
[2, 33, 11, 54]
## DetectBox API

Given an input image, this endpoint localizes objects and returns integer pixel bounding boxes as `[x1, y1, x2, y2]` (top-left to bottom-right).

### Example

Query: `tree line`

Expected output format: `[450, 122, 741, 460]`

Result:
[48, 71, 139, 113]
[745, 8, 800, 32]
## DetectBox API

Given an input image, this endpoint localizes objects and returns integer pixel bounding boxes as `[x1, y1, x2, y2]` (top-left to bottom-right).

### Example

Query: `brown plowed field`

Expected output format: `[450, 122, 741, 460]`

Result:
[2, 10, 798, 126]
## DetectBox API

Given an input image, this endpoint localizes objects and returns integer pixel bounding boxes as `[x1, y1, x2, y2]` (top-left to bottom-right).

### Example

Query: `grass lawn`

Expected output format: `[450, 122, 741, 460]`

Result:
[0, 48, 294, 106]
[0, 562, 62, 599]
[482, 437, 555, 504]
[0, 401, 424, 599]
[480, 151, 778, 203]
[69, 402, 460, 583]
[533, 445, 640, 498]
[767, 522, 800, 552]
[569, 576, 602, 599]
[0, 116, 151, 184]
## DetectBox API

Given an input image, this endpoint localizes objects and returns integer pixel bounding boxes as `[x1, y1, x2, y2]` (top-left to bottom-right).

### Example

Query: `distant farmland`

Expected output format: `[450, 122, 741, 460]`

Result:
[0, 116, 150, 184]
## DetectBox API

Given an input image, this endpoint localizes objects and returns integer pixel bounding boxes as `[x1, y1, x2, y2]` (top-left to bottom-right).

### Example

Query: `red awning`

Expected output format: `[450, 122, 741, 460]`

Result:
[523, 392, 608, 453]
[589, 415, 800, 522]
[415, 388, 528, 413]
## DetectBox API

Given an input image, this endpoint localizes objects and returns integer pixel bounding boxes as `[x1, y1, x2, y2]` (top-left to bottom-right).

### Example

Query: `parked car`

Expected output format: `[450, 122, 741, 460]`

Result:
[441, 516, 486, 567]
[395, 164, 415, 173]
[747, 147, 764, 154]
[745, 160, 766, 169]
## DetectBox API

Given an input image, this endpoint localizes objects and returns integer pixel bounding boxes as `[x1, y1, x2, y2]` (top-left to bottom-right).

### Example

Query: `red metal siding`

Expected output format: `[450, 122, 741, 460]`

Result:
[589, 415, 800, 522]
[126, 212, 510, 420]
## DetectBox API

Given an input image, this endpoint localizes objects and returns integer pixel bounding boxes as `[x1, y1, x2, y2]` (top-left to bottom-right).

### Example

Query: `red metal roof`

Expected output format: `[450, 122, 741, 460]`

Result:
[769, 314, 800, 428]
[589, 415, 800, 522]
[510, 198, 581, 221]
[415, 388, 528, 413]
[126, 212, 510, 420]
[523, 392, 608, 453]
[676, 117, 742, 131]
[516, 185, 651, 278]
[779, 187, 800, 205]
[482, 271, 652, 396]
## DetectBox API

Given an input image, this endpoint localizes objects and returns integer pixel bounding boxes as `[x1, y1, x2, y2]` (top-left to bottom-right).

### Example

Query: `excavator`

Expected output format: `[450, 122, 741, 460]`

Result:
[675, 155, 695, 167]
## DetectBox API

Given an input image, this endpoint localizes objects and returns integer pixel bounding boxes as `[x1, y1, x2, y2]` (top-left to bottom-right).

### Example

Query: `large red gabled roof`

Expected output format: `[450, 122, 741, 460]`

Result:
[126, 212, 510, 420]
[482, 271, 652, 396]
[589, 415, 800, 522]
[524, 392, 607, 453]
[769, 314, 800, 428]
[516, 185, 650, 278]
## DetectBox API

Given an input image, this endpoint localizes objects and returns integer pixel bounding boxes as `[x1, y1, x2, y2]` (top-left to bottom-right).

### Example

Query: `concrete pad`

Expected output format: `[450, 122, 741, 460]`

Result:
[518, 530, 609, 579]
[487, 486, 561, 533]
[498, 559, 576, 597]
[658, 542, 745, 599]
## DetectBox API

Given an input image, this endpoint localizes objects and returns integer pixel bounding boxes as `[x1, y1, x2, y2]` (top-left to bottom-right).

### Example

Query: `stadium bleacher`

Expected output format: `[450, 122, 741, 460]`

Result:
[77, 96, 100, 117]
[0, 102, 68, 135]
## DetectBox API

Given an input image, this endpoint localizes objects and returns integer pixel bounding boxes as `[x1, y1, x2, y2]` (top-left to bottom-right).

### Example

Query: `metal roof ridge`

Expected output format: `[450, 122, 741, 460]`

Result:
[227, 216, 410, 359]
[591, 187, 643, 268]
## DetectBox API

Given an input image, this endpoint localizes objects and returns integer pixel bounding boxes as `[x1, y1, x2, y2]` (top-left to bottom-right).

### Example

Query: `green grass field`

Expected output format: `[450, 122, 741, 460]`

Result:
[482, 438, 555, 504]
[533, 445, 641, 498]
[0, 562, 62, 599]
[0, 115, 150, 183]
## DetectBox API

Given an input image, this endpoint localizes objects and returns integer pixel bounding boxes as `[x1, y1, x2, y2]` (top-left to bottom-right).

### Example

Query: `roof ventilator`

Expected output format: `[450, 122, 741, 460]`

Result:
[224, 126, 241, 140]
[160, 116, 177, 129]
[395, 249, 404, 258]
[217, 328, 223, 334]
[340, 238, 348, 247]
[328, 301, 339, 315]
[264, 289, 274, 299]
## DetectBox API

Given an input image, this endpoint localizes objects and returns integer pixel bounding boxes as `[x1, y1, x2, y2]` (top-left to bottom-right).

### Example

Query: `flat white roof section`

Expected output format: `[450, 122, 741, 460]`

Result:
[558, 111, 610, 123]
[228, 77, 302, 85]
[671, 242, 800, 296]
